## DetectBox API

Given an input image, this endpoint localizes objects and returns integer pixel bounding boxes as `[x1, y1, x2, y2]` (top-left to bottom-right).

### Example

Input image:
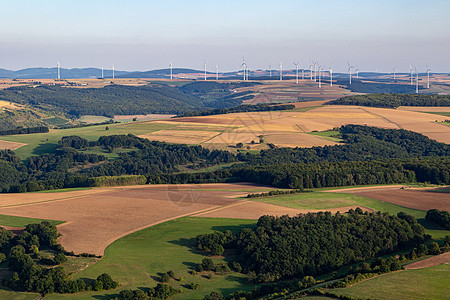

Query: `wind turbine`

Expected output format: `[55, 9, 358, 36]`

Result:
[101, 67, 104, 79]
[203, 60, 207, 81]
[415, 67, 419, 94]
[293, 62, 299, 84]
[392, 68, 396, 80]
[112, 65, 115, 79]
[302, 67, 304, 80]
[57, 61, 60, 80]
[329, 64, 333, 87]
[241, 59, 247, 81]
[409, 65, 413, 85]
[318, 65, 322, 88]
[309, 63, 313, 80]
[347, 61, 355, 85]
[279, 61, 283, 81]
[216, 64, 219, 81]
[314, 61, 318, 82]
[426, 65, 431, 89]
[355, 68, 360, 79]
[269, 64, 272, 77]
[169, 62, 173, 80]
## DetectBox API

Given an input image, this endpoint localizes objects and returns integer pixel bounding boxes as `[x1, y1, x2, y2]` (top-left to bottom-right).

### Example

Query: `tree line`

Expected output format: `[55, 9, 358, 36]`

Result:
[0, 126, 49, 136]
[329, 93, 450, 108]
[177, 103, 295, 118]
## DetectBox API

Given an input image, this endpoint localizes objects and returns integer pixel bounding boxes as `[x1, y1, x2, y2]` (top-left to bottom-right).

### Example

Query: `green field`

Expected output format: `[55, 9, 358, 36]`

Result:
[0, 214, 64, 227]
[308, 130, 342, 142]
[42, 217, 257, 299]
[332, 264, 450, 300]
[0, 121, 176, 159]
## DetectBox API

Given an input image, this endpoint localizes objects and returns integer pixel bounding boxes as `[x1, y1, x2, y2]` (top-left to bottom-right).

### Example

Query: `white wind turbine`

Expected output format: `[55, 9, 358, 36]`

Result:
[269, 64, 272, 77]
[415, 67, 419, 94]
[318, 65, 322, 88]
[426, 64, 431, 89]
[309, 63, 313, 80]
[203, 60, 207, 81]
[392, 68, 396, 80]
[293, 62, 299, 84]
[101, 67, 104, 79]
[329, 64, 333, 87]
[112, 65, 115, 79]
[216, 64, 219, 81]
[279, 61, 283, 81]
[57, 61, 60, 80]
[313, 61, 318, 82]
[169, 62, 173, 80]
[409, 65, 414, 85]
[347, 61, 355, 85]
[241, 59, 247, 81]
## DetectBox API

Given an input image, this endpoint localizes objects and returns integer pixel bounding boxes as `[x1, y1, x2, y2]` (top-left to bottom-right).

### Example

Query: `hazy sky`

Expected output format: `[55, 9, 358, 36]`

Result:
[1, 0, 449, 72]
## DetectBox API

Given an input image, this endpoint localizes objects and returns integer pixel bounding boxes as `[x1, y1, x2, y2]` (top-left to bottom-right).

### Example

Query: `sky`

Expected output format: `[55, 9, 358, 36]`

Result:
[1, 0, 449, 72]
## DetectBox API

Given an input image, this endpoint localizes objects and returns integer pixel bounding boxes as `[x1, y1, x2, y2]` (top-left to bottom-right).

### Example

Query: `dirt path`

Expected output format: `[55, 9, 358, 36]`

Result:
[405, 252, 450, 270]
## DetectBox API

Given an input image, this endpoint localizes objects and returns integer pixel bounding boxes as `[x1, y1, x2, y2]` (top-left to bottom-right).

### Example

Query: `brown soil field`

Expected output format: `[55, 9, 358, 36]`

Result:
[0, 139, 27, 150]
[0, 183, 269, 255]
[265, 133, 338, 147]
[405, 252, 450, 270]
[397, 106, 450, 113]
[193, 201, 373, 219]
[347, 189, 450, 211]
[114, 114, 175, 121]
[139, 130, 220, 144]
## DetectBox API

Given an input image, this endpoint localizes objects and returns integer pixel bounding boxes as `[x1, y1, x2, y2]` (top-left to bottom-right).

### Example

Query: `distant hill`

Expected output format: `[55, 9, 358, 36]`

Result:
[0, 84, 203, 117]
[119, 68, 217, 79]
[0, 68, 130, 79]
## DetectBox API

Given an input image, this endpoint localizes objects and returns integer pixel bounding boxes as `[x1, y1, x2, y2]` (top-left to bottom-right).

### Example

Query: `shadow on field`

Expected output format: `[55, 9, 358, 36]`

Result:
[32, 142, 57, 156]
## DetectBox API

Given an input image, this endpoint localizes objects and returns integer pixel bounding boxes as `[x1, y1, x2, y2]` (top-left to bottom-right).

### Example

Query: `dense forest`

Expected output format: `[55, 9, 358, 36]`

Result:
[335, 79, 419, 94]
[177, 103, 295, 118]
[329, 93, 450, 108]
[0, 125, 449, 193]
[196, 209, 428, 281]
[0, 126, 48, 136]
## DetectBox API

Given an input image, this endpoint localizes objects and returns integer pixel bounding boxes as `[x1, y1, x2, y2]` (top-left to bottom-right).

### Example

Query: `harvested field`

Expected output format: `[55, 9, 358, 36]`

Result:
[139, 129, 220, 144]
[114, 113, 175, 121]
[0, 139, 27, 150]
[193, 201, 373, 219]
[0, 183, 268, 255]
[398, 106, 450, 113]
[347, 188, 450, 211]
[265, 133, 338, 147]
[405, 252, 450, 270]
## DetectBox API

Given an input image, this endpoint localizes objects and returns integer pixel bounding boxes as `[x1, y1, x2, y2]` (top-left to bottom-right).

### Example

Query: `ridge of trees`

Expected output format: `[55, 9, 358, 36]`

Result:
[329, 93, 450, 108]
[177, 103, 295, 118]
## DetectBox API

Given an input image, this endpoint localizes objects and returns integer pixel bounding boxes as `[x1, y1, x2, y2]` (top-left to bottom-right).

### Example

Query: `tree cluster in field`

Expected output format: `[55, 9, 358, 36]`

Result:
[196, 209, 428, 282]
[177, 103, 295, 118]
[246, 189, 305, 198]
[0, 126, 49, 136]
[0, 221, 117, 296]
[118, 283, 179, 300]
[58, 119, 117, 129]
[426, 209, 450, 230]
[328, 93, 450, 108]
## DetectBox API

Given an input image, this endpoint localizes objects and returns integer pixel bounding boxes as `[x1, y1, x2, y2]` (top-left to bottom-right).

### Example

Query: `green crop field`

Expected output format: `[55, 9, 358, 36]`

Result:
[0, 214, 64, 227]
[332, 264, 450, 300]
[42, 217, 257, 300]
[0, 121, 176, 159]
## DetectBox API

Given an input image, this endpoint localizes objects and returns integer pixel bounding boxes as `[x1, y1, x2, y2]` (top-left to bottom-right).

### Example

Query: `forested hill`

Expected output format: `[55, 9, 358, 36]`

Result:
[329, 93, 450, 108]
[0, 84, 203, 118]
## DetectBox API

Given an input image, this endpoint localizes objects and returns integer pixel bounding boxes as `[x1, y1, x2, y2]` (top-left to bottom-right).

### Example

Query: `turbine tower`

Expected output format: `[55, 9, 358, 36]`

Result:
[279, 61, 283, 81]
[170, 62, 173, 80]
[355, 68, 359, 79]
[57, 61, 60, 80]
[216, 64, 219, 81]
[318, 65, 322, 88]
[415, 68, 419, 94]
[101, 67, 104, 79]
[112, 65, 115, 79]
[347, 61, 355, 85]
[293, 62, 299, 84]
[409, 65, 413, 85]
[426, 65, 431, 89]
[309, 63, 313, 80]
[203, 60, 207, 81]
[314, 61, 318, 82]
[329, 64, 333, 87]
[269, 64, 272, 77]
[392, 68, 396, 80]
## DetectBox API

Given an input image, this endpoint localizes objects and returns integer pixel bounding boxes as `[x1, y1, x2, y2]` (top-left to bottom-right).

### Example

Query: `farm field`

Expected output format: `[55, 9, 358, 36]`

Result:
[333, 264, 450, 300]
[0, 183, 270, 255]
